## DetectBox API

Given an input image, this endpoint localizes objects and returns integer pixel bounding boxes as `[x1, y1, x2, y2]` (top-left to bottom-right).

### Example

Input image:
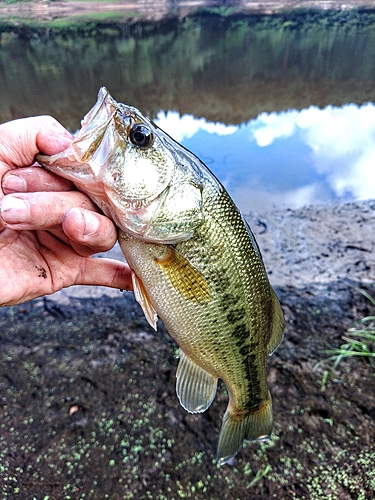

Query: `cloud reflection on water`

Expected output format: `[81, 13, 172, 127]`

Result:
[155, 103, 375, 212]
[155, 111, 238, 142]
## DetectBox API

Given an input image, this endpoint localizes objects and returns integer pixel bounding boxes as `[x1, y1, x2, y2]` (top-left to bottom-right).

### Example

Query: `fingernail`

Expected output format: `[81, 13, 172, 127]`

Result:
[2, 174, 27, 193]
[83, 211, 99, 236]
[0, 197, 30, 224]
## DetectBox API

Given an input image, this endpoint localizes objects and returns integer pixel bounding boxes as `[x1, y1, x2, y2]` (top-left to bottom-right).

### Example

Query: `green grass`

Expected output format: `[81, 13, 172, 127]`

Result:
[319, 287, 375, 371]
[0, 0, 29, 4]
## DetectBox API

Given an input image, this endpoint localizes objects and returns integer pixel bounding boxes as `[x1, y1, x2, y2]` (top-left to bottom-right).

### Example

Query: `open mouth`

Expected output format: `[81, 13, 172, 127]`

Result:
[71, 87, 118, 163]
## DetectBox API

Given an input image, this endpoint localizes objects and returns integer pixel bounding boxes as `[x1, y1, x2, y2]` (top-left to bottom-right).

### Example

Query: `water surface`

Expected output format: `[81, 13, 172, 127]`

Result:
[1, 10, 375, 210]
[157, 103, 375, 212]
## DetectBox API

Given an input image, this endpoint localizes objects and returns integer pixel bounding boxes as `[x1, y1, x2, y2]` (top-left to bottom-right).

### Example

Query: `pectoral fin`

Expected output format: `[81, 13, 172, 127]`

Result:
[131, 271, 158, 331]
[154, 245, 210, 302]
[176, 350, 218, 413]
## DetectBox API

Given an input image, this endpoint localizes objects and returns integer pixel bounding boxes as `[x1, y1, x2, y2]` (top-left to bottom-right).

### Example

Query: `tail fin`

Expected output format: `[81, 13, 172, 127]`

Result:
[217, 392, 273, 465]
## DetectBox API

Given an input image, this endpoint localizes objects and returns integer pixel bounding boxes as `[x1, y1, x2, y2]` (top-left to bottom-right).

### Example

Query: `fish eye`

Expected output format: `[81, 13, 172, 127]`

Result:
[129, 124, 153, 148]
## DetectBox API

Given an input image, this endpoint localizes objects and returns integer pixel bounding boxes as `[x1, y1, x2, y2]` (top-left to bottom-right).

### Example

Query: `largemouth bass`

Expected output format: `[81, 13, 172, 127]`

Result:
[38, 88, 284, 465]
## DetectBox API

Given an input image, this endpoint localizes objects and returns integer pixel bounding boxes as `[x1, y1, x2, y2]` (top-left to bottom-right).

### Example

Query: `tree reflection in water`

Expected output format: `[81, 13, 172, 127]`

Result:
[1, 10, 375, 209]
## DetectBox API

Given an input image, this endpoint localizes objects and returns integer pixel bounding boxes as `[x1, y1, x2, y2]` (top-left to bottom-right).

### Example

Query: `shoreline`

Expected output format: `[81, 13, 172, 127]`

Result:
[45, 198, 375, 307]
[1, 0, 375, 22]
[247, 198, 375, 288]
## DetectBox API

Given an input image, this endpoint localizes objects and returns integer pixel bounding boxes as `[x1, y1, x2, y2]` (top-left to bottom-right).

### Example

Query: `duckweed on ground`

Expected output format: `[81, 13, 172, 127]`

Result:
[1, 279, 375, 499]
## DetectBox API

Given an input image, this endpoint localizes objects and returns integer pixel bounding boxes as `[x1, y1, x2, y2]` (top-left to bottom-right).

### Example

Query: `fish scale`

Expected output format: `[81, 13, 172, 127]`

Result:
[37, 87, 284, 465]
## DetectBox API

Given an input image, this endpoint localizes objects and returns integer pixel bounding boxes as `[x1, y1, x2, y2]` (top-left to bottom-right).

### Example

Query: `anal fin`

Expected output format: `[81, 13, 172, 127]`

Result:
[176, 350, 218, 413]
[131, 271, 158, 331]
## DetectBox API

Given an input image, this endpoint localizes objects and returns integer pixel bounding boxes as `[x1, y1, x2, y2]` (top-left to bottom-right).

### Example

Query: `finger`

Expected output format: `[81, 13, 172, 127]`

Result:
[37, 118, 74, 156]
[2, 166, 75, 195]
[62, 208, 118, 256]
[75, 257, 133, 290]
[0, 192, 98, 230]
[37, 230, 132, 292]
[0, 116, 73, 168]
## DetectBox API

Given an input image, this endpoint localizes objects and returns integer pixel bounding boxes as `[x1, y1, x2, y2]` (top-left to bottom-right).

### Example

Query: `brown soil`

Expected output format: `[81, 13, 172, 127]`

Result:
[1, 200, 375, 499]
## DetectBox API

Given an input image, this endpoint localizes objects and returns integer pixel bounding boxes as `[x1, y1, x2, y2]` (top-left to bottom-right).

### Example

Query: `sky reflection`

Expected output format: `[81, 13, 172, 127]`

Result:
[155, 103, 375, 213]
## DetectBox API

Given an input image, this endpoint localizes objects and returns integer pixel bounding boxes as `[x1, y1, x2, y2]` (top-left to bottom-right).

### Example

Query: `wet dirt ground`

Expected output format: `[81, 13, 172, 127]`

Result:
[1, 200, 375, 499]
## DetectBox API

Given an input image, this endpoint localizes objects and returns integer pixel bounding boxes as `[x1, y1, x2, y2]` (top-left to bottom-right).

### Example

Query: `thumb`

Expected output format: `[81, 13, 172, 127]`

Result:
[0, 116, 73, 168]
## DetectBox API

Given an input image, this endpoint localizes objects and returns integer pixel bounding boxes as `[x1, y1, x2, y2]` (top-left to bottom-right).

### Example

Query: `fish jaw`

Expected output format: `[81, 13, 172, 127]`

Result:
[37, 87, 127, 218]
[37, 87, 204, 243]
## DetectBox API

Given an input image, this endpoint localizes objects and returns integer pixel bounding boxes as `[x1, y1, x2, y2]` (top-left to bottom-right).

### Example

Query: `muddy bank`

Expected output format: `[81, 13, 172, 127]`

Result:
[1, 200, 375, 499]
[248, 199, 375, 287]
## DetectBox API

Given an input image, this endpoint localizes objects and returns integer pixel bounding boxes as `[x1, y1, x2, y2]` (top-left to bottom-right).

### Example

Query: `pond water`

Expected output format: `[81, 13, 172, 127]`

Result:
[156, 103, 375, 212]
[1, 9, 375, 212]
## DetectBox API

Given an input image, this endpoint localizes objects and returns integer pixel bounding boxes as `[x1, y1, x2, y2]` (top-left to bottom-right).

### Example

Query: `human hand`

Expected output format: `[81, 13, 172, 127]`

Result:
[0, 116, 132, 307]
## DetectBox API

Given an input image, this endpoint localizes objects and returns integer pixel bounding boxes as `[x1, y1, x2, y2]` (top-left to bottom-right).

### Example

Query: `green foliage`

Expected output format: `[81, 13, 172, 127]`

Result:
[319, 287, 375, 371]
[2, 9, 375, 127]
[0, 0, 29, 4]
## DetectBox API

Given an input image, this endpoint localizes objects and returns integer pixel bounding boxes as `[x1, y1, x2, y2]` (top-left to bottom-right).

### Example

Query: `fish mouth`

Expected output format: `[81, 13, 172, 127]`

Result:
[71, 87, 125, 164]
[37, 87, 175, 233]
[81, 87, 115, 132]
[37, 87, 118, 172]
[36, 88, 123, 211]
[38, 87, 131, 184]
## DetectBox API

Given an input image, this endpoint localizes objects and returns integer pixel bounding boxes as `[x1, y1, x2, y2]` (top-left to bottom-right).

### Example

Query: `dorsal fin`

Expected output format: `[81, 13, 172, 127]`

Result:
[267, 290, 284, 355]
